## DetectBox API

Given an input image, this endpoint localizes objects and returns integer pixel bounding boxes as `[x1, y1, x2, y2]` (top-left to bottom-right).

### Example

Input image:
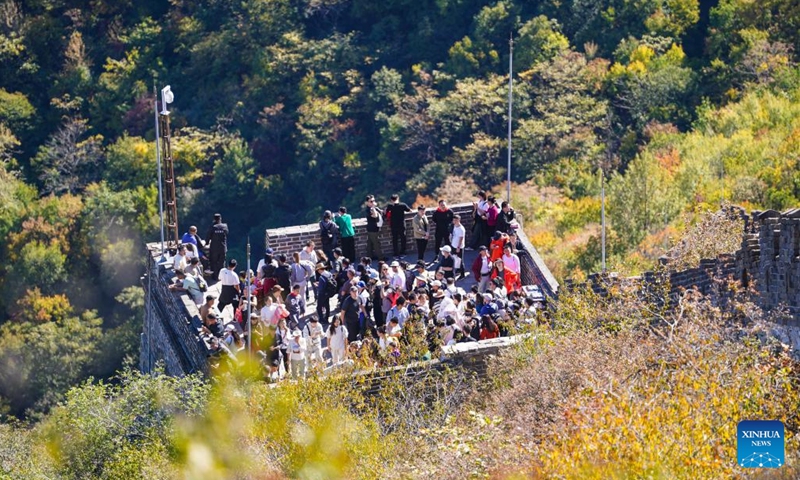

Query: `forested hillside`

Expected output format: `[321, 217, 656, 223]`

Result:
[1, 0, 800, 417]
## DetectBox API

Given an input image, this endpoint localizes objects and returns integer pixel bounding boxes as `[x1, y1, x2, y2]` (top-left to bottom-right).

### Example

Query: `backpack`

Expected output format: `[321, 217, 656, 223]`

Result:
[324, 273, 338, 298]
[321, 220, 338, 245]
[290, 263, 305, 285]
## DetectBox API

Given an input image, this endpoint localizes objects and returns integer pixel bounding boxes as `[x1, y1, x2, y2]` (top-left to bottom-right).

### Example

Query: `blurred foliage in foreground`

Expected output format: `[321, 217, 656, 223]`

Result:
[0, 282, 797, 479]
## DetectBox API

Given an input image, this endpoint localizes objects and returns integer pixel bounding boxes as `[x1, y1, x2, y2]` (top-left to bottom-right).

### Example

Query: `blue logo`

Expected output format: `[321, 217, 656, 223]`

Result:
[737, 420, 784, 468]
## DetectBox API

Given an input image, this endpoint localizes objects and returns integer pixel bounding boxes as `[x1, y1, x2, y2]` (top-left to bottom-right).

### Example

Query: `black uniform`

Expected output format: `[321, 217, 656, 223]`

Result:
[206, 221, 229, 278]
[432, 208, 454, 258]
[386, 202, 412, 257]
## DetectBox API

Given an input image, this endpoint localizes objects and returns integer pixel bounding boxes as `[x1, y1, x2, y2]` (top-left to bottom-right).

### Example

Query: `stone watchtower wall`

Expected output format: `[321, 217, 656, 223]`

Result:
[580, 207, 800, 328]
[265, 202, 559, 297]
[265, 203, 477, 262]
[751, 209, 800, 320]
[141, 244, 210, 376]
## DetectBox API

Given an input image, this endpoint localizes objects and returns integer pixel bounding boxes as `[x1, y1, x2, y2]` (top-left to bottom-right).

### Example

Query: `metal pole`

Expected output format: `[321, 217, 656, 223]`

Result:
[246, 237, 252, 356]
[506, 35, 514, 204]
[155, 90, 165, 254]
[601, 170, 606, 271]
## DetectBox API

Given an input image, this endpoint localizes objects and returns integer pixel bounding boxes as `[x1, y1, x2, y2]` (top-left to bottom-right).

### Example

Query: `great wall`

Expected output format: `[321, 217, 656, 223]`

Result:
[140, 205, 800, 377]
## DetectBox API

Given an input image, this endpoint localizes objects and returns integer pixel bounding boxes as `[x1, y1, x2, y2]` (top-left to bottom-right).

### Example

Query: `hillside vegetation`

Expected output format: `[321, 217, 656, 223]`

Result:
[0, 281, 797, 479]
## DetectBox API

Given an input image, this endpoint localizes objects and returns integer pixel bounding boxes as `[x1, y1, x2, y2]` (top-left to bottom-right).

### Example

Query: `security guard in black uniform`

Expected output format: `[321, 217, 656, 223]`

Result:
[206, 213, 229, 278]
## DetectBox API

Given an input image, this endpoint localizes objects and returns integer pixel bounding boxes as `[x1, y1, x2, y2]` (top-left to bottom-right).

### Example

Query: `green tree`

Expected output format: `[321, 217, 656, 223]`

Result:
[515, 16, 570, 69]
[0, 307, 103, 417]
[103, 134, 156, 191]
[514, 51, 608, 176]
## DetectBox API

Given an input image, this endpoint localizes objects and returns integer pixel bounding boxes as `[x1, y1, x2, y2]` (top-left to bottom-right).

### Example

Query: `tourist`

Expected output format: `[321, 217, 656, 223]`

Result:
[480, 315, 500, 340]
[450, 214, 466, 278]
[340, 286, 361, 342]
[485, 197, 499, 239]
[291, 251, 313, 303]
[496, 201, 516, 234]
[285, 284, 306, 330]
[185, 257, 204, 279]
[385, 194, 412, 258]
[199, 295, 219, 325]
[327, 316, 349, 365]
[217, 259, 240, 314]
[173, 243, 187, 272]
[388, 260, 406, 292]
[471, 245, 493, 293]
[412, 205, 429, 262]
[386, 295, 410, 329]
[257, 248, 276, 280]
[318, 211, 339, 262]
[439, 245, 455, 280]
[470, 191, 489, 249]
[202, 311, 224, 338]
[181, 225, 206, 259]
[299, 241, 319, 298]
[334, 207, 356, 262]
[272, 317, 291, 375]
[274, 254, 292, 293]
[287, 329, 306, 379]
[303, 316, 325, 368]
[501, 243, 521, 275]
[432, 199, 454, 260]
[169, 269, 204, 306]
[315, 262, 335, 326]
[364, 195, 383, 261]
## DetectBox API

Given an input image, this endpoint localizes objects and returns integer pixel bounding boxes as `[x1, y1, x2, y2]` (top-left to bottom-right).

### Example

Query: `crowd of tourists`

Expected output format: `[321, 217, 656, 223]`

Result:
[168, 192, 542, 380]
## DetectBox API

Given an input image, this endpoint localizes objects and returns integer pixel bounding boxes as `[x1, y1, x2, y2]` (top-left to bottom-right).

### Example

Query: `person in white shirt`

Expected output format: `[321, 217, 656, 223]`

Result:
[326, 316, 349, 365]
[288, 329, 307, 378]
[299, 240, 319, 266]
[387, 317, 402, 338]
[501, 243, 521, 275]
[437, 292, 460, 325]
[260, 294, 280, 326]
[389, 261, 406, 292]
[450, 214, 466, 278]
[217, 259, 241, 315]
[173, 244, 187, 272]
[474, 246, 493, 293]
[303, 316, 325, 367]
[184, 242, 198, 261]
[298, 241, 318, 302]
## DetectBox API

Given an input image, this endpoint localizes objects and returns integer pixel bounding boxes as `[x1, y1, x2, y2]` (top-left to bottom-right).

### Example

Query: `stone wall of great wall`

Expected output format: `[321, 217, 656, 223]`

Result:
[579, 207, 800, 329]
[141, 203, 558, 376]
[141, 204, 800, 377]
[141, 244, 210, 376]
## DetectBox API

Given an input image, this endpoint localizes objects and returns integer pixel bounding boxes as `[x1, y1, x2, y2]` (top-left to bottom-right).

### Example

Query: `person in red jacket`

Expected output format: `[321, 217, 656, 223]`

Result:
[480, 315, 499, 340]
[471, 246, 493, 293]
[489, 231, 508, 263]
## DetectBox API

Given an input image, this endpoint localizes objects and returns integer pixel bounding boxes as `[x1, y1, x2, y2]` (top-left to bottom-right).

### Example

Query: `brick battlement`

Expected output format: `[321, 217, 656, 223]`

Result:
[574, 207, 800, 328]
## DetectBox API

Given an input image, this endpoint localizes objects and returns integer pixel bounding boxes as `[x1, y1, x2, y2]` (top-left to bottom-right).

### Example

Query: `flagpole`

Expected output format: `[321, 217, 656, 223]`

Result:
[506, 34, 514, 204]
[155, 85, 165, 254]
